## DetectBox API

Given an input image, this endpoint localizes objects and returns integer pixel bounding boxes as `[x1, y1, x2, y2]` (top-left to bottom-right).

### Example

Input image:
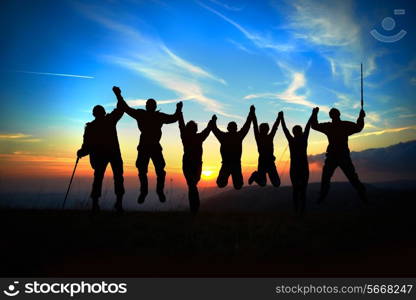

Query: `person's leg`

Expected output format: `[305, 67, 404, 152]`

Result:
[151, 150, 167, 202]
[231, 163, 243, 190]
[339, 155, 367, 202]
[248, 171, 258, 185]
[136, 150, 150, 203]
[90, 157, 108, 212]
[183, 161, 201, 214]
[189, 184, 200, 214]
[267, 162, 281, 188]
[110, 154, 125, 212]
[252, 158, 267, 187]
[292, 187, 299, 213]
[318, 155, 338, 203]
[299, 185, 307, 215]
[216, 164, 231, 188]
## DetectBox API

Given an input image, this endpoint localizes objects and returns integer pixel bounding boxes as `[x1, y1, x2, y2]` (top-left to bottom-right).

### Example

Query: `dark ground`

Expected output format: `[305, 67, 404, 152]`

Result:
[1, 182, 415, 277]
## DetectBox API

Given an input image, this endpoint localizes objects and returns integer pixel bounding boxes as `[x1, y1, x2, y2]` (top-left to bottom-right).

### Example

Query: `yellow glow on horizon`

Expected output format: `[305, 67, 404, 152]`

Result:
[201, 170, 214, 178]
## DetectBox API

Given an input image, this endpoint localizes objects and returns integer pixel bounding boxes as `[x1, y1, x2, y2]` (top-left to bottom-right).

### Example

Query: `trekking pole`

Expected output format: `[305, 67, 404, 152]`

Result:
[63, 157, 80, 209]
[360, 63, 364, 109]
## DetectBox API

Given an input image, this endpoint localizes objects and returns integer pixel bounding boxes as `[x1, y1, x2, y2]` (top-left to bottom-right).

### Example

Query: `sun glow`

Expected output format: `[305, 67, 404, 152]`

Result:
[201, 170, 214, 178]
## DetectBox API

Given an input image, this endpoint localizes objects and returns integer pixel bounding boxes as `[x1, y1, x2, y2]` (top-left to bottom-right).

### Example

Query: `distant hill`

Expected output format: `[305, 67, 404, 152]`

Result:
[309, 140, 416, 178]
[201, 181, 416, 212]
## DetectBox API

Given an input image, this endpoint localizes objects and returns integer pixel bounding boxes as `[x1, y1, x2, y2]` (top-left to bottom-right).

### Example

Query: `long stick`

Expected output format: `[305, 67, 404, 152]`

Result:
[361, 63, 364, 109]
[63, 157, 79, 209]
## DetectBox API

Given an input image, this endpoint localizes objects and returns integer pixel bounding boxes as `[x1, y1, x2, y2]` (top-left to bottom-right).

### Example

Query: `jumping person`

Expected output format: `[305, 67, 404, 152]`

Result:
[311, 107, 367, 203]
[113, 86, 182, 203]
[248, 106, 281, 187]
[211, 106, 254, 189]
[77, 87, 125, 212]
[279, 110, 313, 215]
[178, 111, 212, 214]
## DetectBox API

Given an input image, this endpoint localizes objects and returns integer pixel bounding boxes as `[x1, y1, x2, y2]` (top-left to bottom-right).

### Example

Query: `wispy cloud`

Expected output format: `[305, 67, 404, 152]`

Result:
[287, 0, 359, 47]
[281, 0, 383, 85]
[0, 133, 32, 139]
[399, 113, 416, 119]
[208, 0, 245, 11]
[161, 45, 227, 85]
[78, 6, 238, 118]
[110, 56, 239, 118]
[330, 89, 360, 109]
[198, 1, 293, 52]
[0, 133, 41, 143]
[244, 64, 329, 112]
[14, 71, 94, 79]
[227, 39, 253, 54]
[351, 125, 416, 139]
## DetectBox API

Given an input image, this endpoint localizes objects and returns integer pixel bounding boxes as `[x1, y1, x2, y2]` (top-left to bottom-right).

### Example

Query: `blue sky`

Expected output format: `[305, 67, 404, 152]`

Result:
[1, 0, 416, 177]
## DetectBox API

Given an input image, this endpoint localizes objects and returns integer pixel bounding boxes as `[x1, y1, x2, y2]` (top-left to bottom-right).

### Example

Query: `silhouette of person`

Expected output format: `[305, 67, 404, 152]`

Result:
[211, 107, 254, 189]
[178, 111, 212, 214]
[248, 106, 281, 187]
[77, 87, 125, 212]
[113, 86, 182, 203]
[279, 110, 312, 215]
[311, 107, 367, 203]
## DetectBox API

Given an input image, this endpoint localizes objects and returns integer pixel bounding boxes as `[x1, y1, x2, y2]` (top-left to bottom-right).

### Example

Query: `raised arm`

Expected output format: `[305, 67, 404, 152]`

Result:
[198, 121, 212, 142]
[345, 109, 365, 135]
[252, 107, 259, 140]
[310, 107, 327, 133]
[161, 101, 183, 124]
[303, 109, 313, 139]
[178, 111, 185, 134]
[210, 115, 226, 142]
[112, 86, 138, 119]
[356, 109, 365, 132]
[269, 113, 281, 138]
[238, 105, 254, 139]
[279, 111, 292, 141]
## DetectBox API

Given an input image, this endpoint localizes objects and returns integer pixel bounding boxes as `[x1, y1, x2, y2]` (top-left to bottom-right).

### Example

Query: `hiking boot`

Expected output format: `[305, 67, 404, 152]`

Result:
[157, 190, 166, 203]
[248, 172, 257, 185]
[137, 192, 147, 204]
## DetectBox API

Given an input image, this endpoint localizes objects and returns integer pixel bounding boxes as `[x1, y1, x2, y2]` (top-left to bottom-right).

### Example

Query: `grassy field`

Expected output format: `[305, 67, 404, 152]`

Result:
[1, 185, 415, 277]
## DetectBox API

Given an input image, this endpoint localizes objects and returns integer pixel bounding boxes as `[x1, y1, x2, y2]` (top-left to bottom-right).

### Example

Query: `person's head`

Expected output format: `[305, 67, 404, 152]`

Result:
[185, 120, 198, 134]
[92, 105, 106, 119]
[259, 123, 269, 135]
[329, 108, 341, 121]
[292, 125, 303, 138]
[227, 121, 238, 133]
[146, 98, 157, 112]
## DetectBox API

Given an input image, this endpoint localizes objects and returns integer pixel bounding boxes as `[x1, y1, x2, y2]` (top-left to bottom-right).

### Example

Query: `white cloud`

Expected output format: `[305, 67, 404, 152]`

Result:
[208, 0, 245, 11]
[161, 45, 227, 85]
[351, 125, 416, 139]
[330, 89, 360, 109]
[14, 71, 94, 79]
[197, 1, 293, 52]
[227, 39, 253, 54]
[282, 0, 383, 85]
[287, 0, 360, 47]
[244, 65, 329, 112]
[0, 133, 32, 139]
[0, 133, 41, 143]
[111, 56, 239, 118]
[78, 6, 236, 118]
